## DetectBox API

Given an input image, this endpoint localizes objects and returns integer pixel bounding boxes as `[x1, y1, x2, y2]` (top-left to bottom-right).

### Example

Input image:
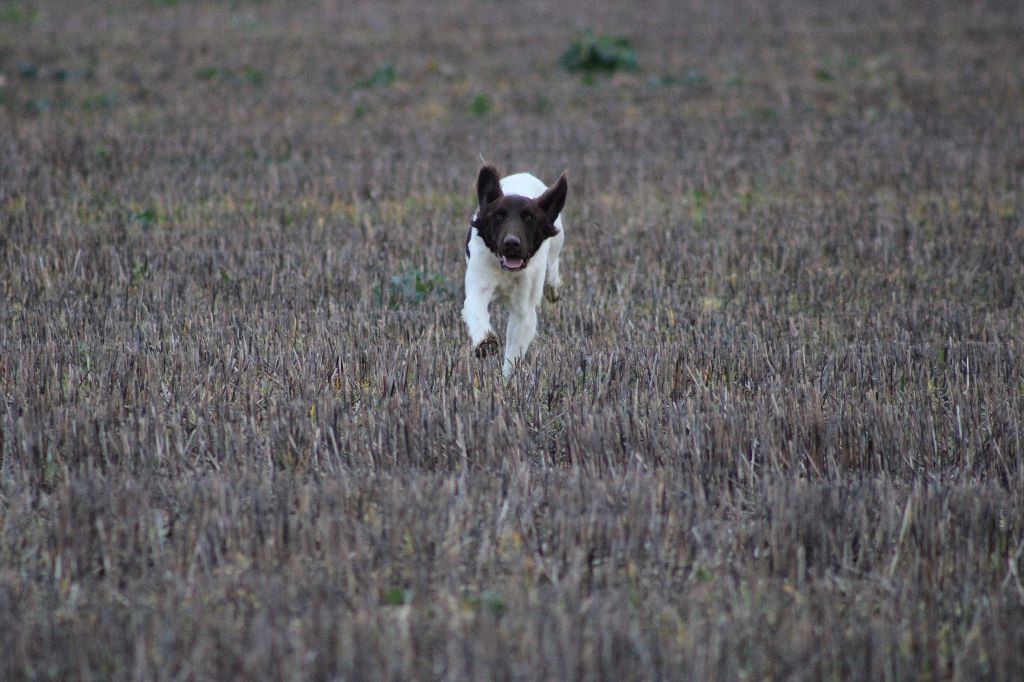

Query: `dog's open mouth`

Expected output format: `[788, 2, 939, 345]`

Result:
[500, 255, 528, 271]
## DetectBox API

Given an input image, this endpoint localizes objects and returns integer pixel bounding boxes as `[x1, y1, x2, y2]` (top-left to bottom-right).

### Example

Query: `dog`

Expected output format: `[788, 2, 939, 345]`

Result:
[462, 164, 568, 376]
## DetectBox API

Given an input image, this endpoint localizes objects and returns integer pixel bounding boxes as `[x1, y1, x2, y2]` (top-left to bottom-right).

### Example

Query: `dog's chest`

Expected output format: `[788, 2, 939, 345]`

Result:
[466, 232, 546, 301]
[491, 270, 530, 304]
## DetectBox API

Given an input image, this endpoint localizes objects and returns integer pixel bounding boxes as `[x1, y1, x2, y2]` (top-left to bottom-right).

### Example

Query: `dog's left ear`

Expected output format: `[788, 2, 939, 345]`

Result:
[537, 172, 568, 230]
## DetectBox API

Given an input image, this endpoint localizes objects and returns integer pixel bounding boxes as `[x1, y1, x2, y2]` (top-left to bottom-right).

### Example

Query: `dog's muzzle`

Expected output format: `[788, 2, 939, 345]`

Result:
[500, 235, 527, 271]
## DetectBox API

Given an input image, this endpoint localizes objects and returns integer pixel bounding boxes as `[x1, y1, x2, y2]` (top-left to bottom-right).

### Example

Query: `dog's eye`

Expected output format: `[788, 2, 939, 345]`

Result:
[494, 211, 506, 222]
[522, 213, 533, 223]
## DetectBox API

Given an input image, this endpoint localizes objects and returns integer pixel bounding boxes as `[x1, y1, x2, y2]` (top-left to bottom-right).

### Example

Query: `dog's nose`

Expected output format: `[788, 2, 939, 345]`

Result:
[502, 235, 521, 250]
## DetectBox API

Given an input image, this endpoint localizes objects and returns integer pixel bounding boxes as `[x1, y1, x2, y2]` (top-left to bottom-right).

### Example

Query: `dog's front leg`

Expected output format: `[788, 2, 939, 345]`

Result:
[503, 306, 537, 377]
[462, 275, 499, 357]
[544, 230, 564, 302]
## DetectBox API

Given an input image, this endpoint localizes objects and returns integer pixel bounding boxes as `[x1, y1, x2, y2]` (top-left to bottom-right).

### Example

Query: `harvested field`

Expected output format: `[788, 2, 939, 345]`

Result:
[1, 0, 1023, 679]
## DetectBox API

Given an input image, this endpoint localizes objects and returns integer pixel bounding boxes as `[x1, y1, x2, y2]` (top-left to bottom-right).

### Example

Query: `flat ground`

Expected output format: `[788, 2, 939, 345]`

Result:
[2, 1, 1023, 679]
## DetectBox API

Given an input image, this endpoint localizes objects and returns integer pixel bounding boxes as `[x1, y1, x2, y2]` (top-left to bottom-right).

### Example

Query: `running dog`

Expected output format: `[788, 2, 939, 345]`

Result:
[462, 165, 568, 376]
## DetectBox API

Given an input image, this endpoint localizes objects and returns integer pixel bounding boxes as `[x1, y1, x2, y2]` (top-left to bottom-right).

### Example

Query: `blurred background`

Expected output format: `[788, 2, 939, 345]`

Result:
[2, 1, 1023, 679]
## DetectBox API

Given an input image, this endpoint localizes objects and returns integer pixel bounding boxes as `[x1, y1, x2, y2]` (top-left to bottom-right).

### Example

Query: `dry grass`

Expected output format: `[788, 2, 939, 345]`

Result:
[2, 0, 1023, 679]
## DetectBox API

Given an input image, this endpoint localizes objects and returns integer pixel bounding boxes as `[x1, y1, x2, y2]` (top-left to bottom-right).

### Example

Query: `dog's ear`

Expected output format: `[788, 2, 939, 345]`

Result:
[476, 165, 503, 211]
[537, 172, 568, 229]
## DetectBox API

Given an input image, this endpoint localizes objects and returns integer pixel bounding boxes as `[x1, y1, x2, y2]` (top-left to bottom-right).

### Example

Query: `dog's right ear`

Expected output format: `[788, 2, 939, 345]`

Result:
[476, 165, 503, 211]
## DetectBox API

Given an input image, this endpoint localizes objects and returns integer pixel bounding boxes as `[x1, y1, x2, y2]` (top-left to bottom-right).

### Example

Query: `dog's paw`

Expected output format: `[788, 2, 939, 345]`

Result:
[474, 334, 499, 358]
[544, 283, 560, 303]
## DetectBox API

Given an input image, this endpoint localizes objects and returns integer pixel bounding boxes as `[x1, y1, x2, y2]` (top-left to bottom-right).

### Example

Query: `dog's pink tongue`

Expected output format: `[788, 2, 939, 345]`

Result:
[504, 256, 524, 269]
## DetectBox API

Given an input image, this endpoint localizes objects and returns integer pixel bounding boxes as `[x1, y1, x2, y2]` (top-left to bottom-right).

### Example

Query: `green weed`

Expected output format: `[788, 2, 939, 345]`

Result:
[355, 63, 396, 89]
[560, 31, 639, 77]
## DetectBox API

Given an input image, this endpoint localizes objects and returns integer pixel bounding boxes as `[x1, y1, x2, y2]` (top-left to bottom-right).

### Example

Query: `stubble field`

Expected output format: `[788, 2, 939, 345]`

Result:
[2, 0, 1023, 679]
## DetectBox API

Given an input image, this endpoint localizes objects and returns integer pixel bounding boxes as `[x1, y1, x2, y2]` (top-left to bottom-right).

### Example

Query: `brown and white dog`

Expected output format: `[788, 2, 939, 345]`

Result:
[462, 165, 567, 376]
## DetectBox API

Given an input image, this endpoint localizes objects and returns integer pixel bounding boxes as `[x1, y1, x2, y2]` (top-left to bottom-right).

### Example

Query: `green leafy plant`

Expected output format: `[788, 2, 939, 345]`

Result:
[356, 64, 396, 89]
[17, 60, 38, 78]
[688, 188, 711, 227]
[560, 31, 639, 77]
[241, 65, 265, 86]
[24, 96, 51, 113]
[469, 93, 492, 117]
[130, 261, 151, 284]
[194, 65, 222, 81]
[482, 591, 507, 618]
[684, 69, 708, 86]
[462, 591, 508, 618]
[382, 587, 410, 606]
[383, 268, 456, 307]
[744, 106, 780, 122]
[814, 66, 835, 82]
[0, 2, 37, 23]
[131, 207, 157, 229]
[194, 64, 265, 87]
[82, 92, 116, 110]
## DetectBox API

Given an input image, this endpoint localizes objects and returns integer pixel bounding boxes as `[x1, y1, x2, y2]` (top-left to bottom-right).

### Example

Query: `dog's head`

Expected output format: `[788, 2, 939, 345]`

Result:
[471, 165, 567, 272]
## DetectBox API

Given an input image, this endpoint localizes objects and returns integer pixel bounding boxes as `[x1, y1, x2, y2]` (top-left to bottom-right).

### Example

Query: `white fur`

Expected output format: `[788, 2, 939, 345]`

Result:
[462, 172, 565, 376]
